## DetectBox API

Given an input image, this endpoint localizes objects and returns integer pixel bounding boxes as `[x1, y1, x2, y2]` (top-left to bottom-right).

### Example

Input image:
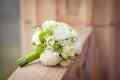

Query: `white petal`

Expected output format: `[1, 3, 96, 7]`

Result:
[39, 49, 59, 66]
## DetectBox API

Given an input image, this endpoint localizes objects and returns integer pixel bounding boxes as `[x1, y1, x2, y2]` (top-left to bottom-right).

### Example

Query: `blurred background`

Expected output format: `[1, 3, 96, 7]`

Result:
[0, 0, 120, 80]
[0, 0, 20, 80]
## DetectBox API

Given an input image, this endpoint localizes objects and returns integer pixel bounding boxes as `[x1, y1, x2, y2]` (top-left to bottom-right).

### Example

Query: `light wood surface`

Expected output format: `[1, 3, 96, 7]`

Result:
[8, 27, 92, 80]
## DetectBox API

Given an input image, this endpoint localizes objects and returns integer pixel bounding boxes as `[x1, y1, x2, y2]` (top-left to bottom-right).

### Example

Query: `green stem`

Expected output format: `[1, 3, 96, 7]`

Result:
[17, 45, 44, 67]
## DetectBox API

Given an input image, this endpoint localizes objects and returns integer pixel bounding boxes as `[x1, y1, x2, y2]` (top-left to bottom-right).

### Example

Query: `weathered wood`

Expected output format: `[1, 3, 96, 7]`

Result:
[63, 34, 93, 80]
[8, 27, 92, 80]
[20, 0, 37, 56]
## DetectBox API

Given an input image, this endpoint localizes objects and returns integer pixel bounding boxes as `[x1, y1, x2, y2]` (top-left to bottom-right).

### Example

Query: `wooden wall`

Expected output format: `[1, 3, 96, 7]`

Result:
[90, 0, 120, 80]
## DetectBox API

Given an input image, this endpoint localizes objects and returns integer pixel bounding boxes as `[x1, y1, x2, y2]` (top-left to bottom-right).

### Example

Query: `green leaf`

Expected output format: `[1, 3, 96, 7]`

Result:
[52, 42, 61, 51]
[39, 29, 53, 43]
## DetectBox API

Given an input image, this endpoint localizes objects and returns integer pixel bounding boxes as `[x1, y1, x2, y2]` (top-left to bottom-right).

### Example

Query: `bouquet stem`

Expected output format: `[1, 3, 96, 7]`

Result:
[17, 45, 44, 67]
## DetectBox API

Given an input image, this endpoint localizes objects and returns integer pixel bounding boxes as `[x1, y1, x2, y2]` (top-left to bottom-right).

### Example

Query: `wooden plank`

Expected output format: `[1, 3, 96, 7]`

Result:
[92, 0, 113, 26]
[20, 0, 37, 56]
[56, 0, 92, 26]
[36, 0, 56, 24]
[8, 60, 67, 80]
[8, 26, 92, 80]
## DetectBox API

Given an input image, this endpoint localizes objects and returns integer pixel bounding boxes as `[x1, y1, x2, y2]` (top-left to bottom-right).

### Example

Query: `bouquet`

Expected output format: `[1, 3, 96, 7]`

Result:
[17, 20, 82, 67]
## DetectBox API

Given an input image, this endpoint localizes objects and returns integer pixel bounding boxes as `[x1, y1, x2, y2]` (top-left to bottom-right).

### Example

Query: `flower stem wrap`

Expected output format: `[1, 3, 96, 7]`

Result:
[17, 45, 44, 67]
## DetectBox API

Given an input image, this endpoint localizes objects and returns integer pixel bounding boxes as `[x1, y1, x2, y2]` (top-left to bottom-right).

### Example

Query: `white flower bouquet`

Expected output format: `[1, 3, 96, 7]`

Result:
[17, 20, 82, 67]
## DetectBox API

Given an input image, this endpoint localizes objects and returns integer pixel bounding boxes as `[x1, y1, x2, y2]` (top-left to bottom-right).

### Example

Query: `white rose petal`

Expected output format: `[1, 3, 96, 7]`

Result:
[39, 49, 59, 66]
[74, 39, 82, 54]
[42, 20, 58, 31]
[31, 28, 41, 45]
[53, 24, 72, 41]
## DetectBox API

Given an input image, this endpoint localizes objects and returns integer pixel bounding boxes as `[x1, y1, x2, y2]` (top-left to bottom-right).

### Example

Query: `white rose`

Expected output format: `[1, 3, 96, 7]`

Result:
[39, 49, 59, 66]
